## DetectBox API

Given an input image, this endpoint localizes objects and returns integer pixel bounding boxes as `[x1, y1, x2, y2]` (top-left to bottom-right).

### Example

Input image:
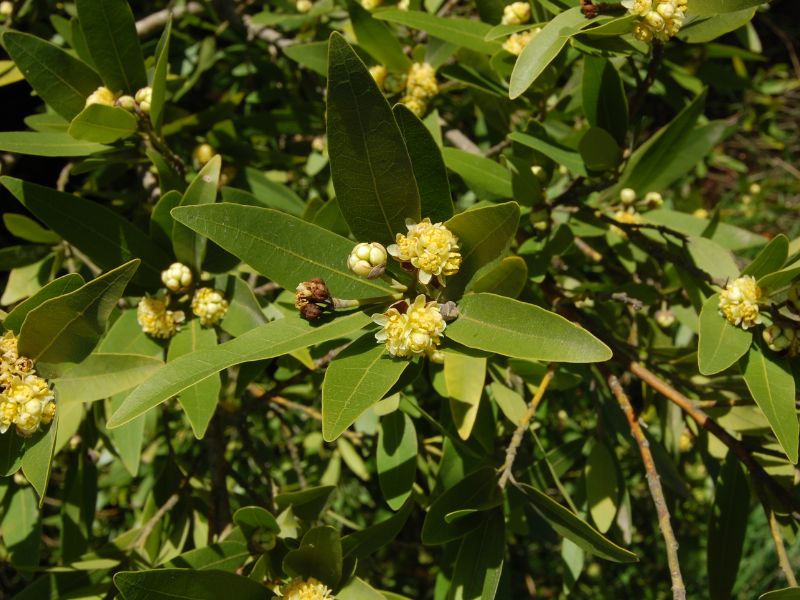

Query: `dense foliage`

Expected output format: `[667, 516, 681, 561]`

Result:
[0, 0, 799, 598]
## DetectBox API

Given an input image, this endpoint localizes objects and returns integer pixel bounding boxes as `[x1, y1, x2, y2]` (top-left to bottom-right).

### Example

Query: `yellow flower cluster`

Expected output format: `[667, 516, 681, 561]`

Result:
[623, 0, 687, 42]
[86, 86, 117, 107]
[369, 65, 388, 90]
[373, 295, 446, 362]
[388, 218, 461, 286]
[161, 262, 194, 292]
[191, 287, 229, 327]
[718, 276, 762, 330]
[135, 86, 153, 113]
[401, 62, 438, 117]
[281, 577, 335, 600]
[501, 1, 531, 25]
[137, 296, 186, 339]
[611, 207, 642, 237]
[0, 332, 56, 437]
[503, 28, 540, 56]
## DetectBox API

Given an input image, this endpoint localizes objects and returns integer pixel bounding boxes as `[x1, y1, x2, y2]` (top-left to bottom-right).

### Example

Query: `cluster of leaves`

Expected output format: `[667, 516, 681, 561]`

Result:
[0, 0, 798, 598]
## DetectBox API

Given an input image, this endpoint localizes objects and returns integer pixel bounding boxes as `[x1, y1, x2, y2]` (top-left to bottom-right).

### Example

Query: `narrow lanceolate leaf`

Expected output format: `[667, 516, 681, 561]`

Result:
[348, 0, 411, 72]
[446, 294, 612, 363]
[167, 321, 220, 439]
[444, 202, 520, 298]
[150, 18, 171, 133]
[509, 8, 588, 99]
[689, 0, 765, 17]
[741, 343, 798, 463]
[393, 104, 453, 223]
[377, 411, 418, 511]
[54, 353, 164, 404]
[68, 104, 138, 144]
[21, 417, 58, 504]
[18, 260, 140, 372]
[114, 569, 268, 600]
[697, 294, 752, 376]
[466, 256, 528, 298]
[171, 203, 398, 300]
[585, 441, 620, 534]
[1, 177, 169, 287]
[442, 148, 513, 198]
[449, 509, 504, 600]
[322, 334, 410, 442]
[0, 131, 110, 157]
[520, 484, 638, 563]
[3, 273, 84, 333]
[707, 453, 749, 600]
[326, 33, 420, 244]
[2, 31, 102, 120]
[76, 0, 147, 93]
[741, 234, 789, 279]
[373, 10, 501, 55]
[173, 155, 221, 271]
[107, 311, 371, 428]
[444, 351, 486, 441]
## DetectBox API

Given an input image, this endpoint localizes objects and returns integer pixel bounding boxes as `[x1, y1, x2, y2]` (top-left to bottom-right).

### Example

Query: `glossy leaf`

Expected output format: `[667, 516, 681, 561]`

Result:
[697, 294, 752, 376]
[18, 260, 139, 373]
[689, 0, 765, 16]
[442, 148, 513, 198]
[466, 256, 528, 298]
[76, 0, 147, 92]
[68, 104, 138, 144]
[113, 569, 268, 600]
[377, 410, 418, 510]
[21, 418, 58, 503]
[444, 351, 486, 440]
[322, 334, 410, 442]
[283, 526, 343, 588]
[449, 509, 504, 600]
[243, 167, 305, 216]
[3, 273, 84, 333]
[3, 213, 60, 244]
[644, 208, 765, 252]
[348, 0, 411, 71]
[507, 131, 588, 176]
[578, 127, 622, 171]
[2, 31, 102, 120]
[740, 343, 798, 463]
[275, 485, 335, 521]
[171, 203, 398, 300]
[1, 177, 169, 287]
[173, 155, 221, 271]
[342, 497, 414, 559]
[582, 57, 627, 146]
[679, 8, 757, 43]
[0, 131, 110, 156]
[374, 10, 501, 54]
[760, 589, 800, 600]
[107, 311, 371, 428]
[741, 234, 789, 279]
[3, 486, 41, 569]
[151, 19, 171, 133]
[446, 293, 612, 363]
[326, 33, 420, 244]
[54, 353, 164, 404]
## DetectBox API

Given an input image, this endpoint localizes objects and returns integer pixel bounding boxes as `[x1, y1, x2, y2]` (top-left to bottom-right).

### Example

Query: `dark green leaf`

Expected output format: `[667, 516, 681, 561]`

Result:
[377, 410, 418, 510]
[582, 57, 627, 146]
[374, 10, 501, 55]
[276, 485, 336, 521]
[113, 569, 268, 600]
[442, 148, 513, 198]
[578, 127, 622, 172]
[689, 0, 764, 17]
[449, 509, 504, 600]
[151, 18, 171, 133]
[283, 526, 343, 588]
[697, 294, 752, 376]
[342, 498, 414, 559]
[173, 155, 221, 271]
[741, 234, 789, 279]
[348, 1, 411, 71]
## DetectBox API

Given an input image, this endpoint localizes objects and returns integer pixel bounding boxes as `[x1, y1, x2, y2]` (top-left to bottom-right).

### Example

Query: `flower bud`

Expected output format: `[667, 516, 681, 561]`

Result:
[116, 95, 137, 110]
[86, 86, 117, 107]
[398, 0, 410, 9]
[644, 10, 665, 31]
[620, 188, 637, 205]
[296, 0, 313, 11]
[137, 296, 185, 339]
[161, 262, 193, 292]
[193, 143, 215, 166]
[348, 242, 388, 279]
[361, 0, 382, 9]
[369, 65, 388, 90]
[655, 308, 675, 328]
[763, 324, 794, 352]
[135, 86, 153, 113]
[0, 1, 13, 17]
[501, 1, 531, 25]
[191, 288, 229, 327]
[693, 208, 709, 219]
[644, 191, 663, 208]
[748, 183, 761, 195]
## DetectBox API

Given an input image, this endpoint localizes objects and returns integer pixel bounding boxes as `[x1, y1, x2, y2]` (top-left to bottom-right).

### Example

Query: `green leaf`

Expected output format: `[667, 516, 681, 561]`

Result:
[578, 127, 622, 172]
[76, 0, 147, 93]
[54, 353, 164, 404]
[509, 8, 588, 99]
[283, 526, 343, 588]
[618, 90, 707, 194]
[4, 213, 60, 244]
[3, 273, 84, 333]
[168, 321, 220, 439]
[18, 260, 140, 373]
[442, 148, 513, 198]
[234, 506, 280, 537]
[444, 350, 486, 441]
[585, 441, 619, 534]
[758, 265, 800, 292]
[689, 0, 764, 17]
[113, 569, 268, 600]
[760, 589, 800, 600]
[2, 31, 102, 120]
[520, 484, 638, 563]
[284, 41, 329, 76]
[173, 155, 221, 271]
[21, 418, 57, 503]
[342, 497, 414, 559]
[422, 467, 501, 545]
[244, 167, 305, 217]
[171, 203, 398, 300]
[3, 486, 41, 570]
[466, 256, 528, 298]
[444, 202, 520, 299]
[107, 311, 371, 428]
[582, 57, 627, 146]
[0, 430, 24, 476]
[326, 33, 420, 243]
[507, 131, 588, 177]
[348, 0, 411, 71]
[68, 104, 138, 144]
[394, 104, 454, 223]
[374, 10, 501, 55]
[697, 294, 752, 376]
[0, 131, 110, 157]
[151, 18, 171, 133]
[166, 541, 249, 572]
[686, 236, 740, 281]
[679, 8, 757, 44]
[446, 294, 612, 363]
[1, 177, 170, 287]
[449, 509, 504, 600]
[707, 453, 749, 600]
[338, 577, 389, 600]
[276, 485, 335, 521]
[741, 343, 798, 463]
[377, 410, 418, 510]
[644, 208, 765, 252]
[322, 334, 410, 442]
[742, 234, 789, 279]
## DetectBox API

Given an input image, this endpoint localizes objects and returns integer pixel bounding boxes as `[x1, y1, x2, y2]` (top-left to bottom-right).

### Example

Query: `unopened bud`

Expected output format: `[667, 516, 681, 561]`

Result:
[748, 183, 761, 195]
[116, 95, 136, 110]
[763, 324, 794, 352]
[0, 1, 13, 17]
[296, 0, 313, 11]
[135, 86, 153, 114]
[644, 191, 663, 208]
[693, 208, 709, 219]
[620, 188, 636, 205]
[655, 308, 675, 328]
[193, 143, 215, 166]
[161, 262, 193, 292]
[348, 242, 387, 279]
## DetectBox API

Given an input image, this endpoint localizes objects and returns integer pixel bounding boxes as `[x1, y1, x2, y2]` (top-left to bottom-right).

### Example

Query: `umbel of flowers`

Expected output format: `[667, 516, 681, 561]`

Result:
[718, 275, 762, 330]
[373, 295, 447, 363]
[280, 577, 334, 600]
[0, 331, 56, 437]
[623, 0, 688, 42]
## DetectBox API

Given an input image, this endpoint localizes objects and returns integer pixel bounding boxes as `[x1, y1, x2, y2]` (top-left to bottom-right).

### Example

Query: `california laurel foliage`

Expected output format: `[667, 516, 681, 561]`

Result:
[0, 0, 798, 598]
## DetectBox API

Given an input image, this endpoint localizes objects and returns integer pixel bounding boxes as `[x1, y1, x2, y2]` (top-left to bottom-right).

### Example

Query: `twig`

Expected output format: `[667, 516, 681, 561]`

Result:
[136, 2, 204, 37]
[574, 237, 603, 262]
[608, 375, 686, 600]
[445, 130, 482, 155]
[134, 492, 181, 549]
[766, 505, 798, 586]
[629, 361, 800, 517]
[629, 42, 664, 120]
[498, 364, 556, 489]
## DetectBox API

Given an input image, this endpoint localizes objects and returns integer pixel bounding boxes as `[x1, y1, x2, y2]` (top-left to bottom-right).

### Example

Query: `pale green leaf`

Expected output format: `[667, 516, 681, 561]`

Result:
[54, 353, 164, 404]
[3, 273, 84, 333]
[374, 10, 501, 54]
[0, 131, 110, 157]
[697, 294, 752, 376]
[585, 441, 620, 533]
[444, 351, 486, 440]
[68, 104, 138, 144]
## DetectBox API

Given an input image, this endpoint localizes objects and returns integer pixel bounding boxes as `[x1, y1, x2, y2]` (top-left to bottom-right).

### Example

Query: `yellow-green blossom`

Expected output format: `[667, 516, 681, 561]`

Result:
[137, 296, 185, 339]
[718, 275, 762, 330]
[623, 0, 687, 42]
[503, 29, 539, 56]
[501, 1, 531, 25]
[86, 86, 117, 107]
[401, 62, 438, 116]
[373, 295, 446, 362]
[161, 262, 194, 292]
[2, 374, 55, 436]
[135, 86, 153, 113]
[280, 577, 335, 600]
[191, 288, 229, 327]
[388, 218, 461, 286]
[369, 65, 388, 90]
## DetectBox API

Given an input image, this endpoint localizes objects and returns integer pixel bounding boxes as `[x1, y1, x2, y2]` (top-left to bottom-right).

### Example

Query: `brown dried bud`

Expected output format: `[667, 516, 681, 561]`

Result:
[14, 357, 34, 373]
[300, 303, 323, 321]
[439, 301, 460, 321]
[295, 278, 331, 308]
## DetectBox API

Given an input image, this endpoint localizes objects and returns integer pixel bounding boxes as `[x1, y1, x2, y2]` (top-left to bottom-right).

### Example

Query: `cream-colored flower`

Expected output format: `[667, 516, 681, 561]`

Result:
[655, 308, 675, 328]
[501, 1, 531, 25]
[296, 0, 313, 12]
[116, 95, 136, 110]
[626, 0, 686, 42]
[361, 0, 382, 9]
[2, 374, 55, 436]
[86, 86, 117, 107]
[503, 29, 539, 56]
[644, 191, 663, 207]
[611, 207, 641, 237]
[1, 330, 18, 363]
[0, 397, 19, 433]
[406, 62, 438, 100]
[388, 218, 461, 285]
[373, 295, 446, 360]
[719, 275, 762, 330]
[191, 288, 229, 327]
[281, 577, 334, 600]
[398, 0, 410, 9]
[137, 296, 185, 339]
[135, 86, 153, 113]
[400, 95, 427, 117]
[348, 242, 388, 278]
[369, 65, 388, 90]
[193, 143, 215, 166]
[0, 1, 13, 17]
[161, 262, 194, 292]
[620, 187, 637, 204]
